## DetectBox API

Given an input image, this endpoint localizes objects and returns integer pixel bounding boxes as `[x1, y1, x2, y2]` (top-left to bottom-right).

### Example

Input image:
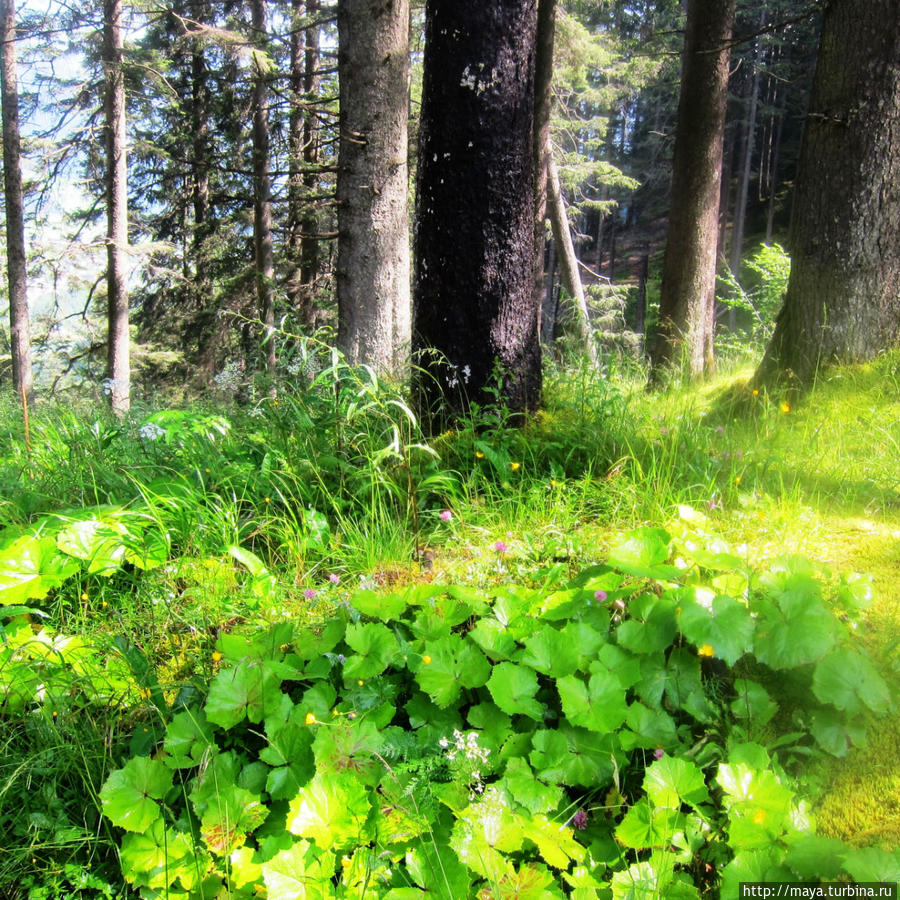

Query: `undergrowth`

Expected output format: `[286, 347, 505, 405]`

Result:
[0, 345, 898, 897]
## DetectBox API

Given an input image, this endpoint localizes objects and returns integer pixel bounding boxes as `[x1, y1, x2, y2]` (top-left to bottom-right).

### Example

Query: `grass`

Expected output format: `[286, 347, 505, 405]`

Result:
[1, 347, 898, 896]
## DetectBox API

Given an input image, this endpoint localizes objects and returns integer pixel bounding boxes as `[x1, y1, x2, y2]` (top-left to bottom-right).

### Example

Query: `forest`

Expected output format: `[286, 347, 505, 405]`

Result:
[1, 0, 899, 897]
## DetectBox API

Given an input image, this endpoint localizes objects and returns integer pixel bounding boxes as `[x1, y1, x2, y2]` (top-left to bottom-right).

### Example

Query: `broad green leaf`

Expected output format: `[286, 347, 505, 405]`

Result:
[467, 702, 512, 753]
[200, 783, 267, 855]
[677, 591, 755, 666]
[809, 707, 867, 757]
[529, 730, 571, 785]
[118, 819, 196, 890]
[561, 620, 607, 664]
[229, 845, 263, 888]
[615, 799, 685, 850]
[164, 709, 217, 769]
[607, 527, 680, 579]
[0, 535, 80, 603]
[642, 756, 709, 810]
[730, 679, 778, 728]
[100, 757, 173, 833]
[416, 634, 490, 707]
[784, 835, 848, 880]
[502, 757, 563, 815]
[557, 674, 628, 733]
[616, 596, 678, 655]
[559, 726, 621, 788]
[350, 588, 407, 620]
[518, 625, 580, 677]
[719, 849, 793, 900]
[522, 815, 584, 868]
[620, 702, 678, 751]
[589, 643, 641, 690]
[486, 661, 543, 719]
[262, 840, 331, 900]
[287, 772, 371, 848]
[343, 621, 398, 680]
[469, 616, 518, 660]
[204, 659, 284, 728]
[842, 846, 900, 882]
[717, 762, 795, 849]
[752, 576, 837, 669]
[812, 648, 891, 715]
[312, 718, 384, 784]
[406, 842, 466, 897]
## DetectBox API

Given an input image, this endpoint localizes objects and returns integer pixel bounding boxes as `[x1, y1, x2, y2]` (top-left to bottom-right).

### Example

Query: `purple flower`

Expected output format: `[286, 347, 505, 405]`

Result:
[304, 588, 317, 599]
[716, 425, 725, 435]
[572, 809, 589, 831]
[654, 747, 665, 760]
[494, 540, 508, 553]
[440, 509, 453, 522]
[328, 573, 340, 584]
[594, 590, 608, 602]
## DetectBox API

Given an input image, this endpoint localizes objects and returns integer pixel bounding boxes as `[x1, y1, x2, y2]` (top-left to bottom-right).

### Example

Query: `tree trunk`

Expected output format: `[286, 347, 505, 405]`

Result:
[1, 0, 32, 406]
[103, 0, 130, 415]
[413, 0, 539, 426]
[532, 0, 554, 339]
[756, 0, 900, 388]
[287, 0, 321, 328]
[546, 146, 597, 365]
[336, 0, 411, 371]
[650, 0, 735, 380]
[251, 0, 276, 383]
[729, 7, 765, 289]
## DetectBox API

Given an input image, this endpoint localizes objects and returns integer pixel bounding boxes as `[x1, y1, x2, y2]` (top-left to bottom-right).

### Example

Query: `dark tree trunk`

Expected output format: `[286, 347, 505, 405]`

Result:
[103, 0, 130, 415]
[756, 0, 900, 388]
[532, 0, 554, 335]
[1, 0, 32, 406]
[635, 252, 649, 345]
[251, 0, 276, 382]
[336, 0, 411, 371]
[650, 0, 735, 380]
[287, 0, 321, 328]
[413, 0, 539, 426]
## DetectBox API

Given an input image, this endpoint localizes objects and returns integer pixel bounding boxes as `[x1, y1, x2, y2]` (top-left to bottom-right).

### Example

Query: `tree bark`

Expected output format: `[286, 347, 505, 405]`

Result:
[650, 0, 735, 380]
[103, 0, 130, 415]
[336, 0, 411, 372]
[532, 0, 554, 340]
[413, 0, 539, 426]
[251, 0, 276, 383]
[756, 0, 900, 388]
[1, 0, 32, 406]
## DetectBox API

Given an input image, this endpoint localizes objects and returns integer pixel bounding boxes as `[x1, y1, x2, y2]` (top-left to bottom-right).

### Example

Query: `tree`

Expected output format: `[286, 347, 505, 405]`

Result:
[413, 0, 539, 425]
[250, 0, 276, 383]
[103, 0, 131, 414]
[649, 0, 735, 380]
[1, 0, 33, 405]
[336, 0, 410, 371]
[756, 0, 900, 388]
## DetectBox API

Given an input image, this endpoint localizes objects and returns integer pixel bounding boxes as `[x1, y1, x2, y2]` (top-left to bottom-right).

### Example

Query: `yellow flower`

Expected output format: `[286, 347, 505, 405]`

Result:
[422, 655, 432, 665]
[752, 388, 760, 396]
[357, 679, 364, 687]
[102, 600, 108, 608]
[212, 651, 223, 662]
[341, 856, 352, 869]
[510, 462, 521, 471]
[780, 401, 791, 414]
[305, 712, 317, 725]
[475, 451, 484, 459]
[52, 710, 58, 718]
[735, 475, 742, 485]
[204, 467, 211, 473]
[753, 809, 767, 825]
[81, 592, 89, 602]
[698, 644, 715, 658]
[264, 496, 271, 503]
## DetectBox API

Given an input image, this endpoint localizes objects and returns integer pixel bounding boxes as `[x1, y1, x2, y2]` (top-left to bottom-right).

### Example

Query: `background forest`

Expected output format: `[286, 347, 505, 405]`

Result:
[1, 0, 899, 898]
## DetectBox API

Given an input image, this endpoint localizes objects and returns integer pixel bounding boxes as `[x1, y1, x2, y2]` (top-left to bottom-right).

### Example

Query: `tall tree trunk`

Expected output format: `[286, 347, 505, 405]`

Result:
[546, 146, 597, 364]
[287, 0, 321, 327]
[532, 0, 554, 340]
[336, 0, 410, 371]
[103, 0, 130, 415]
[251, 0, 276, 382]
[729, 7, 765, 287]
[650, 0, 735, 380]
[756, 0, 900, 388]
[765, 89, 786, 245]
[189, 0, 215, 375]
[413, 0, 539, 426]
[1, 0, 32, 406]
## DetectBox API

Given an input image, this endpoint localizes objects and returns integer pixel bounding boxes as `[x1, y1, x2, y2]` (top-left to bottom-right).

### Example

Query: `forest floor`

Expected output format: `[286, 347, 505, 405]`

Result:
[1, 349, 899, 895]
